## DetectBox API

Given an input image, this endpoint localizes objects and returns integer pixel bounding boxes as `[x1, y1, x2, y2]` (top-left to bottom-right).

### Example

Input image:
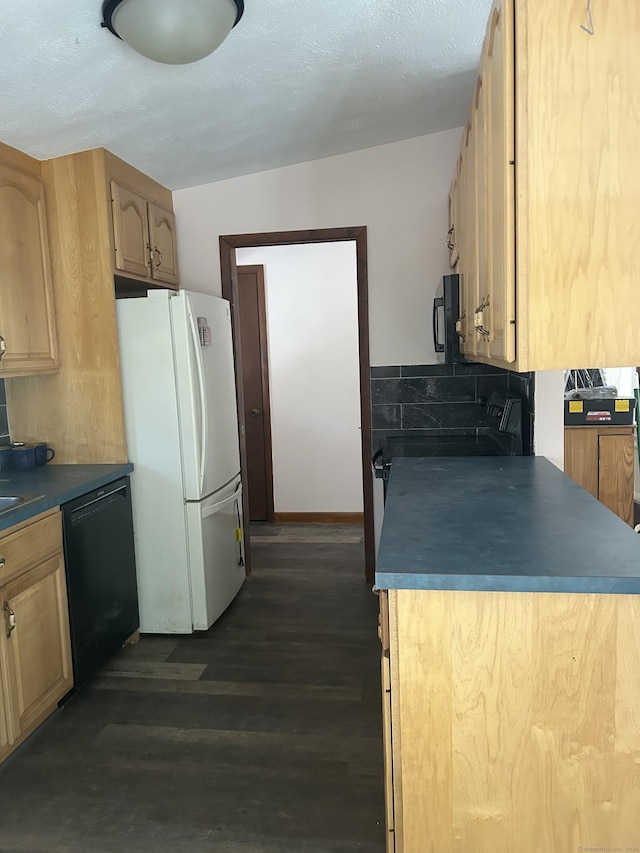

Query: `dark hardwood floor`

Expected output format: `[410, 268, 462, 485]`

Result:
[0, 524, 385, 853]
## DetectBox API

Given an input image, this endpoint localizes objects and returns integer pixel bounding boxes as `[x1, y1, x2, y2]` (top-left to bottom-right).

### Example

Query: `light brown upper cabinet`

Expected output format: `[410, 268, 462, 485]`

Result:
[0, 146, 58, 378]
[111, 182, 179, 287]
[451, 0, 640, 371]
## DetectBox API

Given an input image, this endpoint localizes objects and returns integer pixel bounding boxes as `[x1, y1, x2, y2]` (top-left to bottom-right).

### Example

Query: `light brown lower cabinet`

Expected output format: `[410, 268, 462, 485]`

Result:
[0, 509, 73, 763]
[564, 425, 635, 526]
[380, 587, 640, 852]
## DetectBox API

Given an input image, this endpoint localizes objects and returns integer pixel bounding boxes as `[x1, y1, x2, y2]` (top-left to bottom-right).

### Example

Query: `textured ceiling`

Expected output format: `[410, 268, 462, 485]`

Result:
[1, 0, 491, 190]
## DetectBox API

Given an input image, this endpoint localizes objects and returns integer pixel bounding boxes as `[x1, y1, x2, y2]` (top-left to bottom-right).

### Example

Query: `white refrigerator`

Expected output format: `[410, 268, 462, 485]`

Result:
[116, 290, 245, 633]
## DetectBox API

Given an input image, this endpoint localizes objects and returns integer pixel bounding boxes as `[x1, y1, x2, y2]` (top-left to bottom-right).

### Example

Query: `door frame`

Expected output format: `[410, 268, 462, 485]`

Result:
[219, 227, 374, 584]
[236, 264, 275, 524]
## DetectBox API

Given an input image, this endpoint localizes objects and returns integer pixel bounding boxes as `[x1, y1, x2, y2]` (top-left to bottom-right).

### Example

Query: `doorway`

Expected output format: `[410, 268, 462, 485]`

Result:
[219, 227, 374, 583]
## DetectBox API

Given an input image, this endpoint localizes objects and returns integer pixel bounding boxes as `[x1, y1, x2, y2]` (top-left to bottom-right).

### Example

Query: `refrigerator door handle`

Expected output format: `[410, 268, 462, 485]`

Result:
[201, 483, 243, 519]
[188, 305, 209, 495]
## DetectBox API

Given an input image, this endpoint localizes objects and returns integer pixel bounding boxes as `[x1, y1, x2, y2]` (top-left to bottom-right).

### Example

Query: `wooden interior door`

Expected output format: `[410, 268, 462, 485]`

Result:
[236, 265, 274, 522]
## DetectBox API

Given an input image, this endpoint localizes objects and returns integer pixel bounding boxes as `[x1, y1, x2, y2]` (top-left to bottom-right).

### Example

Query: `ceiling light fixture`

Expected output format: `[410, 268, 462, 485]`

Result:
[101, 0, 244, 65]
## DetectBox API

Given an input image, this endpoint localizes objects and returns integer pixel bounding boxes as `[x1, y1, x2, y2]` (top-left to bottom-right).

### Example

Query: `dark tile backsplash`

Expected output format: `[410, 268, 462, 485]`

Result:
[371, 363, 535, 455]
[0, 380, 9, 445]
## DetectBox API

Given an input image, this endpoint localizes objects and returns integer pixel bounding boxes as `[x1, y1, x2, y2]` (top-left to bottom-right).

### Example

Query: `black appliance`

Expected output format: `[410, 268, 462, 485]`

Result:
[373, 390, 524, 498]
[433, 273, 467, 363]
[61, 476, 139, 689]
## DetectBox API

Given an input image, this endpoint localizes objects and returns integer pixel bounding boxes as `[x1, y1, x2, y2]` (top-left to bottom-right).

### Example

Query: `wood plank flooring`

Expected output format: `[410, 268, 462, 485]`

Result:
[0, 524, 385, 853]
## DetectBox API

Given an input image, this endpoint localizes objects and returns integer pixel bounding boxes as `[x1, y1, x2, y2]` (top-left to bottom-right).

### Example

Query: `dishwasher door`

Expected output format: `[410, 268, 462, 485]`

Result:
[62, 476, 139, 688]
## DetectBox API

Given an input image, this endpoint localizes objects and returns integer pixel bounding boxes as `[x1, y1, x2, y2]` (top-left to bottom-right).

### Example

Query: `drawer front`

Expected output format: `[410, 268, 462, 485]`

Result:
[0, 510, 62, 585]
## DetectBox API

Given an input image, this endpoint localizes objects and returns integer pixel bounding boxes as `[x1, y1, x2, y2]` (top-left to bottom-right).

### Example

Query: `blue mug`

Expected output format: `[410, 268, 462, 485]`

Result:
[11, 444, 36, 472]
[33, 443, 55, 466]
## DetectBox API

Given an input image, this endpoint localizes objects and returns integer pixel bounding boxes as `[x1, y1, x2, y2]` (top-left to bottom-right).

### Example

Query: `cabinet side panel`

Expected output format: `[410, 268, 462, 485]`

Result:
[450, 590, 535, 850]
[6, 150, 127, 463]
[517, 0, 640, 369]
[394, 590, 453, 851]
[526, 594, 619, 850]
[394, 590, 632, 852]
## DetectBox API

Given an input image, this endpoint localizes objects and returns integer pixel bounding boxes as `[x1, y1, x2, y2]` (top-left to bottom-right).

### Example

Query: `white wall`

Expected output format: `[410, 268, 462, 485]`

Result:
[533, 371, 565, 469]
[174, 129, 461, 366]
[236, 243, 362, 513]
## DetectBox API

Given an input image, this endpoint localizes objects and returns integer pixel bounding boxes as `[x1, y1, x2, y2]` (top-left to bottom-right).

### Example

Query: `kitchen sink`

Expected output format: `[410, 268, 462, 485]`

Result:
[0, 495, 44, 516]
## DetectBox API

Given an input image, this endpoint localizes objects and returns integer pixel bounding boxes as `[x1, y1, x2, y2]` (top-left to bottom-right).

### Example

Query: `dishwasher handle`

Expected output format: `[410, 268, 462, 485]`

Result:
[68, 483, 129, 526]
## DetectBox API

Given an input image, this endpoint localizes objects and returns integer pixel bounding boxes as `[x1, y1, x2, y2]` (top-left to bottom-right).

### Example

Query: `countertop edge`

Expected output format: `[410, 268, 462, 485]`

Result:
[0, 463, 134, 532]
[374, 571, 640, 595]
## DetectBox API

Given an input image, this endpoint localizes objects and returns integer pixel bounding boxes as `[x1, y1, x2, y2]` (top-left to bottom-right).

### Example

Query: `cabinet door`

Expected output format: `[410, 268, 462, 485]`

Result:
[381, 654, 396, 852]
[148, 202, 179, 287]
[110, 181, 151, 279]
[0, 166, 58, 376]
[379, 591, 396, 852]
[564, 427, 599, 498]
[447, 173, 459, 268]
[0, 668, 10, 762]
[485, 0, 516, 364]
[598, 432, 635, 526]
[475, 70, 491, 360]
[462, 113, 480, 358]
[564, 426, 635, 526]
[1, 553, 73, 742]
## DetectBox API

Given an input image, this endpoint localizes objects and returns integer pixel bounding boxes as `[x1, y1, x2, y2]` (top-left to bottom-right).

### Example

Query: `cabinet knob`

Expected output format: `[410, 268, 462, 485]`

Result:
[3, 601, 15, 637]
[474, 297, 491, 341]
[446, 225, 455, 251]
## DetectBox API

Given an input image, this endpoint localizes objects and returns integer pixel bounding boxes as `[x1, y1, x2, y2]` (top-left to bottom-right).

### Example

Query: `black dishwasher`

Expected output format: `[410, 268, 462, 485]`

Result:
[61, 476, 139, 688]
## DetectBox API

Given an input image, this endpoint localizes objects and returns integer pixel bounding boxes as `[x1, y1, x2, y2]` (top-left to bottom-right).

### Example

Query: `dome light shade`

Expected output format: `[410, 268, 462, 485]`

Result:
[101, 0, 244, 65]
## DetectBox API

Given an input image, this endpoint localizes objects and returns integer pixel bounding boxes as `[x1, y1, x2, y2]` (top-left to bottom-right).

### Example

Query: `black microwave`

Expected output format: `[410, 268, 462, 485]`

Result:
[433, 273, 467, 363]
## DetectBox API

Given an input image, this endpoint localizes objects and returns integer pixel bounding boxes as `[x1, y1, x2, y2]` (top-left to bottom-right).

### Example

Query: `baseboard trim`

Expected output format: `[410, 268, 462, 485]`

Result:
[273, 512, 365, 524]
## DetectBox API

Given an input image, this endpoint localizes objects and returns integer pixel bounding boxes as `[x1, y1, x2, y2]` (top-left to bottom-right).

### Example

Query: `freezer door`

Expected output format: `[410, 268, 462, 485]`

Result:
[185, 478, 245, 630]
[172, 291, 241, 501]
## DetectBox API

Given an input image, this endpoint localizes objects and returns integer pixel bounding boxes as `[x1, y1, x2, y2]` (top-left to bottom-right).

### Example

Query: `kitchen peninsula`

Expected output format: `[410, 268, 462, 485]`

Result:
[377, 456, 640, 853]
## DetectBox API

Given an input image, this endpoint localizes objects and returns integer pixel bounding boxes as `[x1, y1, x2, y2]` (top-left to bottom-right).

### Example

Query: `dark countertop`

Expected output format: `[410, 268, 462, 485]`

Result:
[376, 456, 640, 594]
[0, 463, 134, 532]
